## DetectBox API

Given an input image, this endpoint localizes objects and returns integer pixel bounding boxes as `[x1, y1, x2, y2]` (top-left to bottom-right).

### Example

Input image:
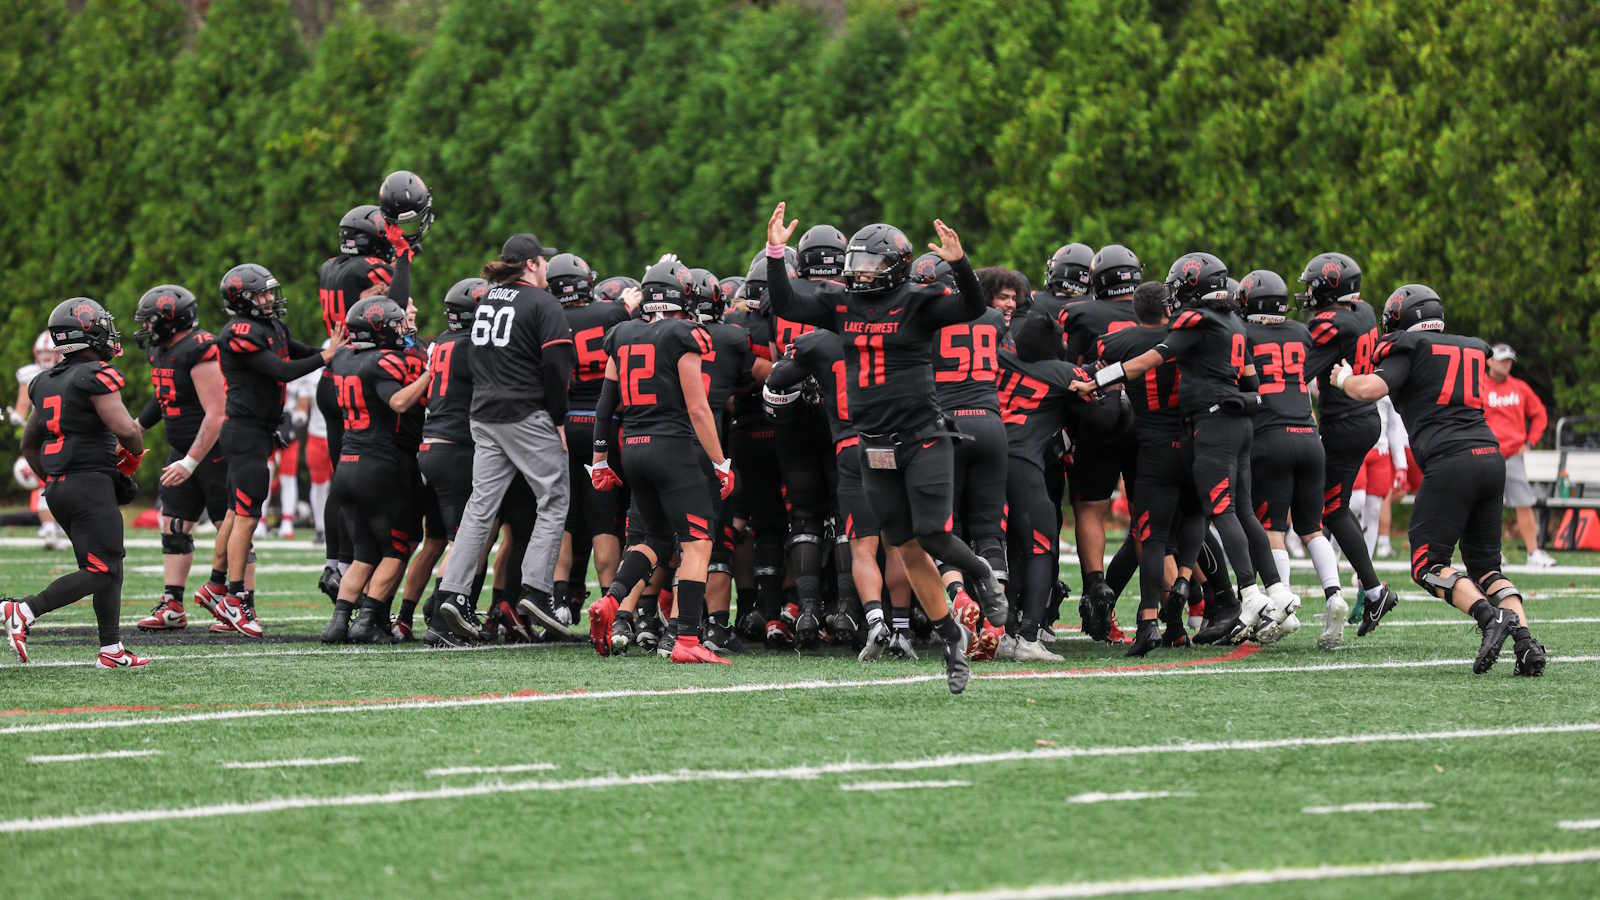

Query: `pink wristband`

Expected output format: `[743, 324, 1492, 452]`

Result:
[764, 243, 786, 259]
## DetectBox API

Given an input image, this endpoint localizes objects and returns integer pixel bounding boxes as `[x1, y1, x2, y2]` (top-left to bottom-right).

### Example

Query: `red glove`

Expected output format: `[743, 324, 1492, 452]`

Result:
[116, 447, 146, 476]
[384, 223, 414, 262]
[714, 459, 735, 500]
[588, 461, 623, 492]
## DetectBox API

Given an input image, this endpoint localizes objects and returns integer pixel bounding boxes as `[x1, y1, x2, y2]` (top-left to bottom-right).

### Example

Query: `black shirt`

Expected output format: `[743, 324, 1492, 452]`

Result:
[422, 329, 474, 445]
[1061, 298, 1138, 366]
[565, 300, 632, 411]
[1026, 290, 1073, 327]
[28, 357, 122, 476]
[1306, 302, 1381, 426]
[767, 254, 987, 436]
[996, 347, 1093, 473]
[327, 348, 419, 465]
[1373, 329, 1498, 468]
[700, 321, 755, 435]
[721, 309, 769, 430]
[604, 316, 710, 441]
[1156, 307, 1249, 415]
[933, 306, 1004, 414]
[768, 328, 853, 445]
[318, 254, 393, 337]
[397, 344, 428, 454]
[146, 328, 218, 449]
[1245, 318, 1316, 430]
[220, 316, 314, 428]
[468, 282, 574, 423]
[1098, 324, 1185, 442]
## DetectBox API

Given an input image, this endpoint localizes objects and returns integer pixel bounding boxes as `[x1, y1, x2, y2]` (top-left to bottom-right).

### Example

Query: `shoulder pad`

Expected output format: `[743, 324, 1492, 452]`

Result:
[376, 351, 408, 383]
[364, 260, 394, 287]
[1172, 309, 1203, 330]
[84, 362, 126, 395]
[1308, 313, 1340, 346]
[224, 320, 266, 352]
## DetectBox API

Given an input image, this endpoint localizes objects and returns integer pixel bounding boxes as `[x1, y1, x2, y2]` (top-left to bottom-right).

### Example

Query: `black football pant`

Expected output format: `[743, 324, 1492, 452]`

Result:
[777, 411, 835, 615]
[861, 432, 993, 600]
[33, 472, 124, 646]
[419, 441, 473, 542]
[1190, 412, 1279, 588]
[1409, 448, 1506, 588]
[730, 424, 784, 619]
[1252, 425, 1325, 535]
[316, 377, 350, 562]
[948, 408, 1009, 579]
[1005, 460, 1058, 641]
[221, 421, 274, 519]
[1322, 414, 1383, 591]
[333, 456, 409, 566]
[1131, 437, 1204, 614]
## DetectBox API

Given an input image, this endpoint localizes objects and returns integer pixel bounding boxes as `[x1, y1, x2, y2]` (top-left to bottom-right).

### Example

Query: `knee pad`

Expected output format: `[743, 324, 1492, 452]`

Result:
[974, 537, 1009, 581]
[1475, 570, 1522, 606]
[706, 561, 733, 576]
[161, 530, 196, 556]
[644, 536, 676, 566]
[786, 529, 824, 552]
[1417, 563, 1466, 600]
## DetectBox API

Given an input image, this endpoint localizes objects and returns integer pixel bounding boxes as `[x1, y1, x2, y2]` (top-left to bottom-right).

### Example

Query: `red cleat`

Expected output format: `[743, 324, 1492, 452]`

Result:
[136, 596, 187, 631]
[968, 621, 1003, 661]
[216, 595, 263, 639]
[193, 583, 233, 632]
[96, 647, 150, 669]
[3, 599, 31, 663]
[588, 594, 618, 657]
[495, 599, 532, 643]
[951, 589, 980, 635]
[669, 636, 730, 665]
[390, 620, 414, 642]
[764, 618, 795, 648]
[1106, 610, 1130, 645]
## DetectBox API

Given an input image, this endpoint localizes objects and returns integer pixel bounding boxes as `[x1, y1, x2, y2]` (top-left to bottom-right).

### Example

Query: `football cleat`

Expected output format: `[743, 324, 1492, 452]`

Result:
[495, 599, 534, 644]
[1474, 608, 1518, 675]
[317, 565, 341, 603]
[588, 595, 619, 656]
[795, 600, 822, 648]
[1081, 582, 1115, 642]
[136, 596, 187, 631]
[951, 589, 980, 636]
[321, 604, 353, 644]
[96, 647, 150, 669]
[390, 619, 414, 642]
[1105, 609, 1129, 644]
[995, 633, 1018, 660]
[422, 627, 472, 649]
[1318, 593, 1349, 650]
[516, 589, 567, 634]
[1356, 586, 1399, 637]
[1345, 591, 1366, 625]
[702, 618, 742, 654]
[193, 582, 232, 631]
[3, 599, 31, 663]
[887, 631, 919, 661]
[735, 608, 766, 642]
[969, 559, 1009, 630]
[217, 595, 264, 639]
[1160, 618, 1190, 648]
[1254, 584, 1302, 645]
[1513, 635, 1547, 677]
[348, 601, 392, 644]
[1192, 607, 1241, 646]
[1011, 636, 1063, 662]
[609, 615, 635, 656]
[1124, 618, 1162, 657]
[858, 621, 891, 661]
[824, 609, 860, 647]
[1231, 585, 1270, 644]
[635, 616, 664, 654]
[435, 593, 483, 640]
[764, 618, 795, 649]
[940, 628, 971, 695]
[656, 621, 679, 658]
[968, 622, 1003, 661]
[669, 635, 731, 665]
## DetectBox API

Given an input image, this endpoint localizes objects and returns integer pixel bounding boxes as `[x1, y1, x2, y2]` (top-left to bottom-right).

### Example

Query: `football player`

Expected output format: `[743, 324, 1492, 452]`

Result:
[11, 331, 63, 550]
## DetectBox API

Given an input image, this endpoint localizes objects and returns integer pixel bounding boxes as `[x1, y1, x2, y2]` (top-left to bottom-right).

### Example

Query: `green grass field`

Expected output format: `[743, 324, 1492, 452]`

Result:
[2, 528, 1599, 899]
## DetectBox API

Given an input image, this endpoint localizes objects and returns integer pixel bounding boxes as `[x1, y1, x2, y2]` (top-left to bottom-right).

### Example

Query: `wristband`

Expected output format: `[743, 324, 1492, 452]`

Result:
[1330, 365, 1352, 389]
[765, 243, 787, 259]
[178, 455, 200, 474]
[1093, 361, 1126, 389]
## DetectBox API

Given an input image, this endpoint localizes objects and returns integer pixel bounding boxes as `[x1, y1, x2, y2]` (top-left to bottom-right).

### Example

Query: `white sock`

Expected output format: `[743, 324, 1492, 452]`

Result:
[310, 480, 329, 533]
[1271, 548, 1292, 587]
[1365, 584, 1387, 604]
[1362, 496, 1382, 556]
[1305, 534, 1342, 592]
[100, 642, 122, 655]
[865, 605, 884, 627]
[279, 475, 298, 528]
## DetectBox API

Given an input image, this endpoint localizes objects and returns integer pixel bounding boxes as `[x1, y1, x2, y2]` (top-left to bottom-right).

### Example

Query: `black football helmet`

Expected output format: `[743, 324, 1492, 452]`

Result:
[741, 259, 769, 310]
[749, 245, 799, 279]
[378, 170, 433, 242]
[640, 259, 693, 316]
[48, 297, 121, 360]
[797, 224, 847, 279]
[1297, 252, 1361, 308]
[221, 263, 285, 320]
[443, 277, 488, 331]
[1165, 252, 1229, 308]
[133, 284, 199, 348]
[546, 253, 594, 306]
[1045, 243, 1094, 297]
[909, 252, 954, 289]
[339, 204, 391, 260]
[1090, 244, 1141, 298]
[843, 223, 914, 295]
[717, 276, 745, 314]
[1382, 284, 1445, 333]
[345, 295, 407, 350]
[1239, 270, 1290, 318]
[687, 268, 722, 323]
[593, 275, 638, 305]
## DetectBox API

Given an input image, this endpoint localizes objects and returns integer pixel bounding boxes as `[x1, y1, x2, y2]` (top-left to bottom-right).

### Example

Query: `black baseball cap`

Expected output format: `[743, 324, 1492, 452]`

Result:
[500, 233, 559, 264]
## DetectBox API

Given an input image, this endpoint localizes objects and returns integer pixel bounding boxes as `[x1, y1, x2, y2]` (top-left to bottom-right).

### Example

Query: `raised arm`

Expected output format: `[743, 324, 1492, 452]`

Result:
[764, 203, 833, 328]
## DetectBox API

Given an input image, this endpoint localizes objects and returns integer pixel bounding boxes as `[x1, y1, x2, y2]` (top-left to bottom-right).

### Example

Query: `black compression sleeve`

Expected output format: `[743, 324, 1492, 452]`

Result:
[240, 348, 325, 382]
[1238, 372, 1259, 392]
[951, 257, 985, 322]
[137, 395, 162, 431]
[540, 342, 574, 423]
[390, 253, 411, 309]
[594, 378, 620, 454]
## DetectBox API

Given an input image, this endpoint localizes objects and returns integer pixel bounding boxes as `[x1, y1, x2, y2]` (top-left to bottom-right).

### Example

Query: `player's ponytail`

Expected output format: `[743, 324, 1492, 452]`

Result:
[482, 257, 525, 285]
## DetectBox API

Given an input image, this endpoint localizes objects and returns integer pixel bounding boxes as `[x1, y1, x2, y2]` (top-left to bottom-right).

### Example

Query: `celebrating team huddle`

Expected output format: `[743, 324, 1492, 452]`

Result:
[1, 176, 1549, 692]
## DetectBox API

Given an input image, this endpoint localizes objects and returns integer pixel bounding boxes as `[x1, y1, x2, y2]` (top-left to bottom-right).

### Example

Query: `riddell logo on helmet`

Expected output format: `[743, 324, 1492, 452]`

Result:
[1321, 261, 1341, 285]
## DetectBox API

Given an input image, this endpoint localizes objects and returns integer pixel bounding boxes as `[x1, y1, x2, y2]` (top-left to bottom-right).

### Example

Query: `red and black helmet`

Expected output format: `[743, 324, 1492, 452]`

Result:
[1239, 270, 1290, 318]
[221, 263, 285, 320]
[378, 170, 433, 242]
[344, 295, 407, 350]
[843, 223, 914, 295]
[547, 253, 594, 306]
[640, 258, 694, 316]
[48, 297, 121, 361]
[1382, 283, 1445, 333]
[1164, 252, 1229, 308]
[797, 224, 847, 279]
[339, 204, 391, 260]
[1090, 244, 1142, 298]
[593, 276, 639, 305]
[1045, 243, 1094, 297]
[133, 284, 199, 348]
[442, 277, 488, 332]
[1297, 252, 1361, 308]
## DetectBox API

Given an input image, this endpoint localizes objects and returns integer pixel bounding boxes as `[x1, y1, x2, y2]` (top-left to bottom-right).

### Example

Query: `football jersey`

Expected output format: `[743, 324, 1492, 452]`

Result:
[772, 314, 816, 356]
[468, 282, 574, 423]
[1026, 290, 1073, 328]
[605, 316, 713, 441]
[396, 344, 428, 453]
[787, 329, 853, 445]
[220, 316, 293, 427]
[1373, 330, 1498, 468]
[147, 328, 219, 448]
[1245, 319, 1316, 430]
[933, 306, 1004, 414]
[1098, 324, 1184, 442]
[996, 347, 1093, 472]
[318, 254, 393, 337]
[721, 309, 768, 428]
[565, 301, 631, 410]
[27, 357, 123, 476]
[326, 348, 420, 465]
[1156, 307, 1250, 415]
[725, 308, 776, 361]
[1306, 302, 1381, 425]
[1061, 298, 1138, 366]
[422, 329, 474, 445]
[700, 321, 755, 428]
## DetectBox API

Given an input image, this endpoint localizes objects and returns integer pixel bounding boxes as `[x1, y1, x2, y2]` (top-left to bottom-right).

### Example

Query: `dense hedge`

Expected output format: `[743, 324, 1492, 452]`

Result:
[3, 0, 1596, 482]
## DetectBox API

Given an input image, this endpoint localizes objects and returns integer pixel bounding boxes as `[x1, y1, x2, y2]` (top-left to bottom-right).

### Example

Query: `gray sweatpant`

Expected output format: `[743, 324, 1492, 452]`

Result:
[439, 410, 569, 596]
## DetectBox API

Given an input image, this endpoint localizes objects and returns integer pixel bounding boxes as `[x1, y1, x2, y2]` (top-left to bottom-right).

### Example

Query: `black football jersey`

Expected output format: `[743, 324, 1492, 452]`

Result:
[1061, 298, 1138, 365]
[397, 344, 428, 453]
[726, 308, 776, 362]
[772, 314, 815, 356]
[327, 348, 419, 464]
[1306, 302, 1381, 425]
[996, 347, 1093, 472]
[1026, 290, 1072, 327]
[1156, 307, 1249, 415]
[318, 255, 393, 338]
[721, 310, 768, 429]
[422, 330, 473, 445]
[787, 328, 852, 445]
[1373, 330, 1498, 468]
[1245, 319, 1316, 430]
[220, 316, 293, 427]
[468, 283, 574, 423]
[700, 321, 755, 428]
[604, 317, 712, 441]
[146, 328, 219, 448]
[933, 306, 1004, 414]
[565, 300, 632, 410]
[1098, 324, 1184, 442]
[28, 358, 123, 476]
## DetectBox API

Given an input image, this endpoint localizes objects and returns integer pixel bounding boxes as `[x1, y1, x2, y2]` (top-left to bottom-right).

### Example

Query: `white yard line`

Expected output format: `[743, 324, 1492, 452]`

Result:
[1, 721, 1598, 832]
[840, 780, 970, 792]
[26, 749, 161, 764]
[1558, 820, 1600, 831]
[1302, 801, 1434, 815]
[5, 655, 1599, 735]
[221, 756, 360, 770]
[28, 614, 333, 630]
[878, 848, 1600, 899]
[426, 763, 558, 777]
[1055, 553, 1600, 578]
[8, 640, 558, 670]
[1067, 790, 1190, 805]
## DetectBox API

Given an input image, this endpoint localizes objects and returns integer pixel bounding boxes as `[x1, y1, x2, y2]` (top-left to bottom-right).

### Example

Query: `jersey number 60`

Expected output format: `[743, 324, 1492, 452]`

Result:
[472, 305, 516, 347]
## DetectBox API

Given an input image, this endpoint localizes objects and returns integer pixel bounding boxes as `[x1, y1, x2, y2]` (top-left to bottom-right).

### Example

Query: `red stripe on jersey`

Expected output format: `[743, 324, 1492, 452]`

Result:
[1310, 321, 1338, 346]
[685, 513, 709, 529]
[1173, 310, 1202, 330]
[200, 344, 219, 363]
[541, 338, 573, 348]
[377, 356, 406, 382]
[228, 338, 254, 353]
[1032, 530, 1052, 555]
[94, 371, 121, 392]
[367, 267, 392, 286]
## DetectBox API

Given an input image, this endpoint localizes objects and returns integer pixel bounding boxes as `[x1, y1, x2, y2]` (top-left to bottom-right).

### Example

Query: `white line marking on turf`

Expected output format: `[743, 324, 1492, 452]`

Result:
[28, 614, 333, 631]
[10, 640, 558, 670]
[2, 722, 1598, 832]
[840, 780, 970, 792]
[1067, 790, 1190, 805]
[426, 763, 559, 777]
[27, 749, 161, 764]
[133, 564, 324, 576]
[1558, 820, 1600, 831]
[1055, 552, 1600, 578]
[1302, 801, 1434, 815]
[221, 756, 360, 770]
[879, 848, 1600, 899]
[6, 655, 1600, 733]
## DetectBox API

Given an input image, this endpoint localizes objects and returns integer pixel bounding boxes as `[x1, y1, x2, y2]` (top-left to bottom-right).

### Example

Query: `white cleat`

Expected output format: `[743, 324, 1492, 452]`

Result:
[995, 633, 1018, 660]
[1527, 549, 1557, 569]
[1318, 593, 1349, 650]
[857, 621, 891, 662]
[1232, 584, 1270, 644]
[1010, 637, 1064, 662]
[1256, 583, 1302, 644]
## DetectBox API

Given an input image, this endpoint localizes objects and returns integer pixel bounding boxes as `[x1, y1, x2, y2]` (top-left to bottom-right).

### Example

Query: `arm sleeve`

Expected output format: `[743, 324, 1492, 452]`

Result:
[137, 395, 161, 430]
[919, 257, 987, 328]
[389, 254, 410, 310]
[286, 338, 320, 358]
[240, 349, 325, 382]
[766, 254, 834, 329]
[1387, 401, 1410, 457]
[541, 342, 574, 423]
[1524, 381, 1548, 447]
[1154, 327, 1201, 361]
[594, 378, 620, 453]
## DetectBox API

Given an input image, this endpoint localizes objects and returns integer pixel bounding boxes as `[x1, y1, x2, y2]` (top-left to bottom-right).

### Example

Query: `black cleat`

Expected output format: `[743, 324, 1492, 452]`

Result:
[1192, 614, 1241, 646]
[1124, 618, 1162, 657]
[422, 627, 472, 648]
[1474, 608, 1519, 674]
[320, 602, 353, 644]
[702, 618, 743, 654]
[1161, 620, 1190, 648]
[909, 604, 933, 641]
[735, 609, 766, 642]
[635, 616, 663, 654]
[609, 616, 634, 656]
[317, 565, 342, 604]
[941, 627, 971, 694]
[795, 600, 822, 648]
[825, 610, 860, 647]
[1080, 582, 1115, 642]
[970, 559, 1009, 630]
[1513, 632, 1547, 677]
[1355, 586, 1399, 637]
[348, 600, 391, 644]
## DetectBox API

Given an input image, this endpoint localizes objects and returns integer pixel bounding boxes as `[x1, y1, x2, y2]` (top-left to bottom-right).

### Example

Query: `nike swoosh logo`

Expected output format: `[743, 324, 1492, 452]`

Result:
[922, 440, 936, 449]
